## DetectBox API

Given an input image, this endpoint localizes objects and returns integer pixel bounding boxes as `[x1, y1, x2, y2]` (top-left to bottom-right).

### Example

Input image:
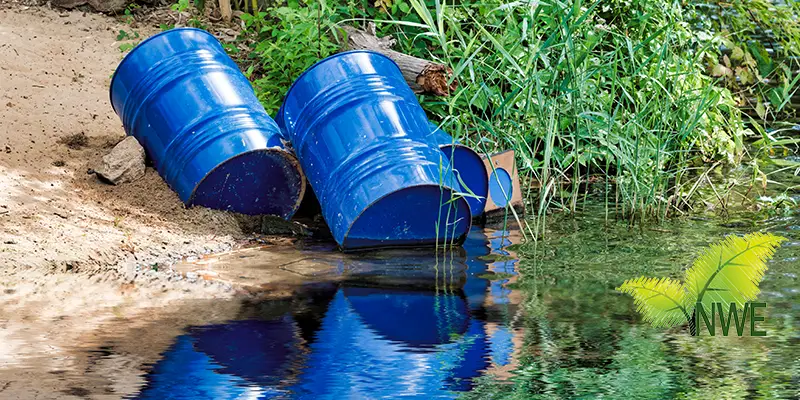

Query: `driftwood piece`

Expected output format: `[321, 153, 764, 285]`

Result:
[343, 23, 456, 96]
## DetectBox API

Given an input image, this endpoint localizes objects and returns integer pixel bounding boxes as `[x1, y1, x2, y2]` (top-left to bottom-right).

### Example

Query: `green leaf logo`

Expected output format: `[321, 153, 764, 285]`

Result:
[616, 232, 785, 331]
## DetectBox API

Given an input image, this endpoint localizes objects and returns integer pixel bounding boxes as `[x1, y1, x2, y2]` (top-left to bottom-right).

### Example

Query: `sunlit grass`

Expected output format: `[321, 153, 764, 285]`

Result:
[383, 0, 755, 233]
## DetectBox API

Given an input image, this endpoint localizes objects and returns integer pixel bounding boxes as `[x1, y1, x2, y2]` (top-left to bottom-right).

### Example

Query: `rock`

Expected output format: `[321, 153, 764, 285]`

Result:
[94, 136, 146, 185]
[52, 0, 129, 13]
[87, 0, 130, 13]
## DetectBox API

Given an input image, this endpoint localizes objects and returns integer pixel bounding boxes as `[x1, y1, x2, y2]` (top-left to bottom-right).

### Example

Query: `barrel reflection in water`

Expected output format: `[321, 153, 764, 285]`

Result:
[131, 227, 520, 399]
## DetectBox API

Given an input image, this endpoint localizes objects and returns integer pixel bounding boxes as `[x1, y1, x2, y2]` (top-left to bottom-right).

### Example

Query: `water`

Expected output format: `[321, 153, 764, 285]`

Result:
[467, 213, 799, 399]
[133, 227, 523, 399]
[1, 212, 798, 399]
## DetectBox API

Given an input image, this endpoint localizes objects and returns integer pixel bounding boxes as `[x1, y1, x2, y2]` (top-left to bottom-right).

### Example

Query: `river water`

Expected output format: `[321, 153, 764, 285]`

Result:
[1, 208, 798, 399]
[132, 225, 524, 399]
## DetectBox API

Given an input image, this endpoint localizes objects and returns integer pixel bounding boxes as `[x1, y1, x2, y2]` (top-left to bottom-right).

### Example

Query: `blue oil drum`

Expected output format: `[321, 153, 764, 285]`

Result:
[279, 51, 471, 249]
[428, 123, 488, 217]
[273, 104, 288, 139]
[109, 28, 305, 218]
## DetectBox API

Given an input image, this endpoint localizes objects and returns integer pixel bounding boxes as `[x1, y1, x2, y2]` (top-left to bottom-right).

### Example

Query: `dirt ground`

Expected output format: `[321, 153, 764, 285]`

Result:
[0, 1, 254, 296]
[0, 2, 333, 396]
[0, 4, 306, 396]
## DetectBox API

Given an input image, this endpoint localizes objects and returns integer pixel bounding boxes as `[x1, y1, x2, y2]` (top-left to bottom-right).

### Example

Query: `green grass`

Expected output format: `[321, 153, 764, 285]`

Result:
[386, 0, 749, 228]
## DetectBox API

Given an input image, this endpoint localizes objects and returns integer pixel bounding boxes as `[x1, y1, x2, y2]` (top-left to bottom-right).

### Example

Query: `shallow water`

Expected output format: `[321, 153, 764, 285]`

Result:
[1, 211, 798, 399]
[468, 212, 800, 399]
[131, 226, 523, 399]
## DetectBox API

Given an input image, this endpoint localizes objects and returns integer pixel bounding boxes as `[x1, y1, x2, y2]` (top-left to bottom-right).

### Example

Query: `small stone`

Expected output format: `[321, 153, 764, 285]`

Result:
[94, 136, 145, 185]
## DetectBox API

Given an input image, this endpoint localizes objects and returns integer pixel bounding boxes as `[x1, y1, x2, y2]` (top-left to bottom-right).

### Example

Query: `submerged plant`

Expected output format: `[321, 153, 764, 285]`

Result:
[616, 232, 785, 333]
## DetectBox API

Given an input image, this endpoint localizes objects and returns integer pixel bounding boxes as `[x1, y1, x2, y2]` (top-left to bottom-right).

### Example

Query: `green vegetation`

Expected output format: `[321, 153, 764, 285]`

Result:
[116, 4, 143, 52]
[168, 0, 799, 229]
[237, 2, 341, 113]
[388, 0, 750, 228]
[465, 210, 799, 399]
[691, 0, 800, 122]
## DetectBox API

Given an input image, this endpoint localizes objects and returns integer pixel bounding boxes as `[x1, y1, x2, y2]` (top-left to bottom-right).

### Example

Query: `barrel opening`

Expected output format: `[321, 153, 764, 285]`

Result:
[342, 185, 472, 250]
[440, 144, 489, 217]
[189, 149, 306, 218]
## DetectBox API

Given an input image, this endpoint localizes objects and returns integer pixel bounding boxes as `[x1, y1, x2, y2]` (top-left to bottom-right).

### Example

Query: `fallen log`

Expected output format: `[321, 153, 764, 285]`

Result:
[343, 23, 456, 96]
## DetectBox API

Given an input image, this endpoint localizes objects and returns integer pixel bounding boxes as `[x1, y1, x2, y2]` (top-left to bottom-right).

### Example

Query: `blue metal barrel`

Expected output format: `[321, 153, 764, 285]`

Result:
[110, 28, 305, 218]
[428, 123, 489, 217]
[279, 51, 471, 249]
[273, 103, 288, 140]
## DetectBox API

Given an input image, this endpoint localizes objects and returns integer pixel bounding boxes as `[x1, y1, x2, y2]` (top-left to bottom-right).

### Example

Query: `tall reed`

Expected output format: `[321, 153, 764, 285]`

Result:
[380, 0, 747, 234]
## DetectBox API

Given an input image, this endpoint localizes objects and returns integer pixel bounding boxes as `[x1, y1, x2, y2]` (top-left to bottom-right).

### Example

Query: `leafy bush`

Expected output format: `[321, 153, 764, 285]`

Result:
[690, 0, 800, 122]
[238, 2, 342, 114]
[225, 0, 798, 223]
